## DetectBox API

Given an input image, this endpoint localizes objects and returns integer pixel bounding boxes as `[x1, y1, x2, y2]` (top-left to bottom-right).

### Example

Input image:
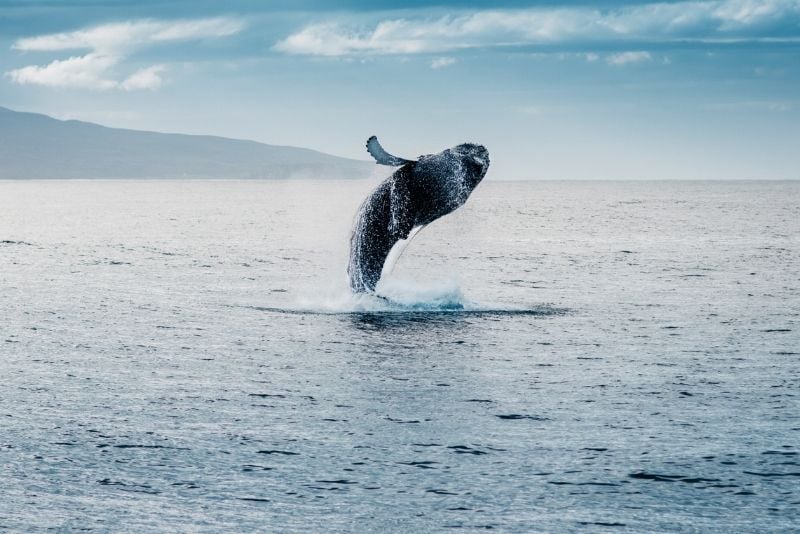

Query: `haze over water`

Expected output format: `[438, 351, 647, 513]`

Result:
[1, 179, 798, 531]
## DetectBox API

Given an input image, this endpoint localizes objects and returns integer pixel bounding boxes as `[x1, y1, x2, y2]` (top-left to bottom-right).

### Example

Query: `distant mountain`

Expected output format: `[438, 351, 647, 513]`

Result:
[0, 106, 374, 179]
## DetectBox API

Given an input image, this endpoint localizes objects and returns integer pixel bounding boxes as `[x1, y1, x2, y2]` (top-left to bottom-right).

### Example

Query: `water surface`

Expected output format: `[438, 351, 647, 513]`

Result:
[1, 180, 798, 531]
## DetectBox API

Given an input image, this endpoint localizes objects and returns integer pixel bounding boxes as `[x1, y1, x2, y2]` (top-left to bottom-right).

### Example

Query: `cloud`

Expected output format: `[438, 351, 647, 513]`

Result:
[606, 51, 652, 66]
[120, 65, 166, 91]
[430, 56, 456, 69]
[275, 0, 800, 56]
[7, 17, 243, 90]
[6, 53, 118, 90]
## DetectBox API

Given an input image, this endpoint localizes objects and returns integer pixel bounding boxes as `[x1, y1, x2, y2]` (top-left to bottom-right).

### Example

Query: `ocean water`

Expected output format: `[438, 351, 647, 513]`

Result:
[0, 179, 798, 532]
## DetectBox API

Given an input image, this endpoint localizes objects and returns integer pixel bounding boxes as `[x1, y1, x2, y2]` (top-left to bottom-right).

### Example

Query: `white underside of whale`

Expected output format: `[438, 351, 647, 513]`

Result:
[380, 224, 427, 280]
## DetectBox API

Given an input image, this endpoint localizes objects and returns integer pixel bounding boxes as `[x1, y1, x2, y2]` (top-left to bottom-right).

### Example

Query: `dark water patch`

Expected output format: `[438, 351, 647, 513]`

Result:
[238, 497, 270, 503]
[170, 482, 199, 488]
[0, 240, 33, 245]
[549, 481, 620, 486]
[464, 399, 494, 403]
[242, 464, 273, 472]
[762, 329, 791, 333]
[629, 472, 721, 484]
[399, 461, 439, 469]
[315, 479, 356, 485]
[578, 521, 627, 527]
[501, 279, 546, 288]
[97, 479, 160, 494]
[140, 246, 186, 256]
[427, 489, 458, 495]
[257, 450, 299, 456]
[411, 443, 443, 447]
[112, 444, 190, 450]
[448, 445, 487, 455]
[763, 450, 797, 456]
[744, 471, 800, 477]
[385, 417, 422, 424]
[496, 414, 549, 421]
[248, 393, 286, 398]
[582, 448, 609, 452]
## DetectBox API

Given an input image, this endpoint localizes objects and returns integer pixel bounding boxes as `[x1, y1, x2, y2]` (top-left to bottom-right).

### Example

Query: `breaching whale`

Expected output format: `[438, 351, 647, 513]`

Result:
[347, 136, 490, 293]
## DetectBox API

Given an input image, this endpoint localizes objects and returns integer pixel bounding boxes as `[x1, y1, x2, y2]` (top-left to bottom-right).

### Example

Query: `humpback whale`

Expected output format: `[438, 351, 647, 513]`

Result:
[348, 136, 490, 293]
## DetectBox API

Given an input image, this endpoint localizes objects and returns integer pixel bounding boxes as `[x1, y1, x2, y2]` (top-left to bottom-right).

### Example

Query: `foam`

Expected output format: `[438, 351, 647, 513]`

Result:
[251, 278, 564, 316]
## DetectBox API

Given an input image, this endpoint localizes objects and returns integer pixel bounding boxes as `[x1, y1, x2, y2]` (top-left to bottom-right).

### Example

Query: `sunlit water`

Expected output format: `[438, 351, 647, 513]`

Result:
[1, 180, 798, 531]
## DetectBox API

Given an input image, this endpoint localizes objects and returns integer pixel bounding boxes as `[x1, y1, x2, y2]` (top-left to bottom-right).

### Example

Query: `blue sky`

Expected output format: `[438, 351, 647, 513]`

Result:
[1, 0, 798, 179]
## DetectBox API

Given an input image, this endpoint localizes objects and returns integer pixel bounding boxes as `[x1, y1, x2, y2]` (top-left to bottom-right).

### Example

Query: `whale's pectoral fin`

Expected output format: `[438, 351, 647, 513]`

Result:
[388, 175, 415, 239]
[366, 136, 414, 166]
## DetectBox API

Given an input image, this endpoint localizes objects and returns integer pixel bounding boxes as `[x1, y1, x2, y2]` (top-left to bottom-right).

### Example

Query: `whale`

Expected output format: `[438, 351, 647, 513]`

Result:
[347, 136, 490, 293]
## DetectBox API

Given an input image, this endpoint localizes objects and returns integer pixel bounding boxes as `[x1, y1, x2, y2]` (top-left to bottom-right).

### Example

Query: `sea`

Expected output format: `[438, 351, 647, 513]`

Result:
[1, 179, 798, 532]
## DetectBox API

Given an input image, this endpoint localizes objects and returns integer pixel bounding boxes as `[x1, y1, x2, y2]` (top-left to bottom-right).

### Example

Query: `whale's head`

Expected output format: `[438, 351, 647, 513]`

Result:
[415, 142, 490, 196]
[410, 142, 490, 215]
[451, 143, 490, 189]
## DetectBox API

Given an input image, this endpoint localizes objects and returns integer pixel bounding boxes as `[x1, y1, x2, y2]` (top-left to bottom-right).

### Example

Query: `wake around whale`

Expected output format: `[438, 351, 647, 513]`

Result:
[348, 136, 490, 293]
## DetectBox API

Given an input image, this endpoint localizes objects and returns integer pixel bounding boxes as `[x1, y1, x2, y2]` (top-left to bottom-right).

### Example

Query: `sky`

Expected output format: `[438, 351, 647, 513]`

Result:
[0, 0, 798, 179]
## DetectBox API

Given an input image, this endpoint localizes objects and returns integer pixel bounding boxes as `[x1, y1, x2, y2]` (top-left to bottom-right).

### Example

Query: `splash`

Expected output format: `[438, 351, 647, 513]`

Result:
[251, 279, 564, 316]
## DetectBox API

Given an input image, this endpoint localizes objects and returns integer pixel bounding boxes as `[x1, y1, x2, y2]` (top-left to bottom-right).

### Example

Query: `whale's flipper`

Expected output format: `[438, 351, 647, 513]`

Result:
[366, 136, 414, 166]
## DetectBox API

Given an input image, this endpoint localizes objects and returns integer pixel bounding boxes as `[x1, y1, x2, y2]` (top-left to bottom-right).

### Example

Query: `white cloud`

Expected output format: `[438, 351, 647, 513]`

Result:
[275, 0, 800, 56]
[6, 53, 118, 90]
[606, 51, 652, 66]
[13, 17, 243, 53]
[7, 17, 243, 90]
[430, 56, 457, 69]
[120, 64, 166, 91]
